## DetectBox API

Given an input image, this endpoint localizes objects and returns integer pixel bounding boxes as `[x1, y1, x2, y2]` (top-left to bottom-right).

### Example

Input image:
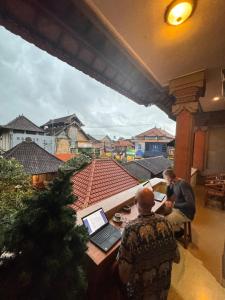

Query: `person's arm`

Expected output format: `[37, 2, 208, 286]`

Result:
[117, 227, 134, 284]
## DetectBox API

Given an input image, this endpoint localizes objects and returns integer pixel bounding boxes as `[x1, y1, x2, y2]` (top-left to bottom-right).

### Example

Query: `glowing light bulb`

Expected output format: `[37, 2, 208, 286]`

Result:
[166, 1, 194, 26]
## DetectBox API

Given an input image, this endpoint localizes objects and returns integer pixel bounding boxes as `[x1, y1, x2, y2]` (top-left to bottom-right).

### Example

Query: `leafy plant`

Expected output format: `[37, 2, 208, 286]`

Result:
[0, 157, 32, 251]
[63, 153, 92, 171]
[0, 168, 88, 300]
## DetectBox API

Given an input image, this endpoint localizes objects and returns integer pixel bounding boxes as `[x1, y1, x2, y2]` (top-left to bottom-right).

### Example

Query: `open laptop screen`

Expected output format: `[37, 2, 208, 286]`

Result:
[82, 208, 108, 236]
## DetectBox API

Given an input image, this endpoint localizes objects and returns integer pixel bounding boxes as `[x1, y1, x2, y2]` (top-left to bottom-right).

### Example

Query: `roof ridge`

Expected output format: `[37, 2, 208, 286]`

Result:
[20, 115, 44, 132]
[4, 115, 44, 132]
[4, 141, 63, 163]
[28, 141, 63, 162]
[82, 160, 96, 209]
[3, 142, 21, 158]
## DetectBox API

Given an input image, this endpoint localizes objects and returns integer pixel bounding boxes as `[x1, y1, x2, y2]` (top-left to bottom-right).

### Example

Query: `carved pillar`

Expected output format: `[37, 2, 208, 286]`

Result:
[193, 126, 207, 171]
[169, 71, 206, 182]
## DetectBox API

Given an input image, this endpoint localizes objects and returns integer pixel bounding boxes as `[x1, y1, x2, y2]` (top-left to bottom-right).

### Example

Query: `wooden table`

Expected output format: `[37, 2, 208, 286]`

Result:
[85, 195, 167, 299]
[86, 197, 166, 266]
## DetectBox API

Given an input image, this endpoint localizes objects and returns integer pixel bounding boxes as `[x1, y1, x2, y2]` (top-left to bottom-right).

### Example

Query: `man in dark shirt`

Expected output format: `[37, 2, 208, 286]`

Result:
[117, 187, 180, 299]
[163, 169, 196, 232]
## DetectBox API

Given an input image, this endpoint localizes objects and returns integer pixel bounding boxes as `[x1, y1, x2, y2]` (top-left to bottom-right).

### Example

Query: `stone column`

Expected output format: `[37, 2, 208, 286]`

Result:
[193, 126, 207, 171]
[169, 71, 206, 182]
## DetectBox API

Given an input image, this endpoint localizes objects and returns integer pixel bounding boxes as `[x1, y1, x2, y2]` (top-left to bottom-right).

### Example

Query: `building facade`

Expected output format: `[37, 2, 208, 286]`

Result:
[134, 128, 174, 158]
[0, 115, 55, 154]
[42, 114, 93, 155]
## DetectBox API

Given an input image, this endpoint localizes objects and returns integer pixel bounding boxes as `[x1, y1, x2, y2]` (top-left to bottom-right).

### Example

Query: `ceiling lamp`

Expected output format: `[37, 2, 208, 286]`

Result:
[165, 0, 195, 26]
[212, 96, 220, 101]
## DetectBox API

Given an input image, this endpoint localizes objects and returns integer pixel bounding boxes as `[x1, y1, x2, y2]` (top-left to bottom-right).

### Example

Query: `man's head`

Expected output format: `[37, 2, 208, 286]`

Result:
[163, 168, 176, 185]
[135, 187, 155, 215]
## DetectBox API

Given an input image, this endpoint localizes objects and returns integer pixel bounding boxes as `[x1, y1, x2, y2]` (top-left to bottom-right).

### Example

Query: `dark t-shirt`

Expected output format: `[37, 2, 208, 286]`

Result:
[167, 180, 196, 220]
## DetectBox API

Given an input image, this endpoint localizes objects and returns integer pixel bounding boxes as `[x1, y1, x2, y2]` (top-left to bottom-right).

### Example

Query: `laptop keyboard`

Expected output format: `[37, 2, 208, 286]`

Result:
[92, 225, 115, 244]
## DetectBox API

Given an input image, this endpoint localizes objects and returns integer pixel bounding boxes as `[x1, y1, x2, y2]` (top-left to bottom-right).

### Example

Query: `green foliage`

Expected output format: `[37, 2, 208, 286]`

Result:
[0, 168, 88, 300]
[0, 157, 32, 250]
[63, 153, 92, 171]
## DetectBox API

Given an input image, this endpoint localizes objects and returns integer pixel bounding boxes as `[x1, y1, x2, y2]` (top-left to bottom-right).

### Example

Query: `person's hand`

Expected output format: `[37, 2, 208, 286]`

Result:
[165, 201, 173, 208]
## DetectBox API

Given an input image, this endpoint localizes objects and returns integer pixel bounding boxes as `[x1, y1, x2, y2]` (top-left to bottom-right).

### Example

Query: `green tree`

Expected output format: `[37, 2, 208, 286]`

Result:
[63, 153, 92, 170]
[0, 167, 88, 300]
[0, 157, 32, 250]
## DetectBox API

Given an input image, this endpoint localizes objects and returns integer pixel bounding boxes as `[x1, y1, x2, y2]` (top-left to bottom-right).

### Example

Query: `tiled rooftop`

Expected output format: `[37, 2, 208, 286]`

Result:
[2, 115, 44, 132]
[3, 141, 63, 174]
[114, 140, 134, 147]
[71, 159, 139, 210]
[136, 127, 174, 139]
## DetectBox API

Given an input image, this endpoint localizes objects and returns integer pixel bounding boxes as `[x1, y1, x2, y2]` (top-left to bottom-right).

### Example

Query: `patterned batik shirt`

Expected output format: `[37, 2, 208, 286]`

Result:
[117, 213, 179, 300]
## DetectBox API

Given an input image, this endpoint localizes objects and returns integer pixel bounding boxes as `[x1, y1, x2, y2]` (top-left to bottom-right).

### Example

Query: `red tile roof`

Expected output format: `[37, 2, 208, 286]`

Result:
[136, 127, 174, 139]
[71, 159, 139, 210]
[55, 153, 78, 162]
[114, 140, 134, 147]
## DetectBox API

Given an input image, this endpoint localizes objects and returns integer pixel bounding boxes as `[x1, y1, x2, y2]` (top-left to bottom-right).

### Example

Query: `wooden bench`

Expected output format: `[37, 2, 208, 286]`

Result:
[204, 174, 225, 210]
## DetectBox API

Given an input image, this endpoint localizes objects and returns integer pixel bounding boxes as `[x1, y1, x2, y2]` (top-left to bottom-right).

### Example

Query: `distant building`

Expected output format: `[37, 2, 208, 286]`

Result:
[123, 156, 172, 181]
[0, 115, 55, 154]
[41, 114, 93, 155]
[134, 127, 174, 158]
[87, 135, 104, 157]
[100, 135, 114, 152]
[71, 158, 139, 210]
[3, 139, 63, 187]
[114, 139, 134, 153]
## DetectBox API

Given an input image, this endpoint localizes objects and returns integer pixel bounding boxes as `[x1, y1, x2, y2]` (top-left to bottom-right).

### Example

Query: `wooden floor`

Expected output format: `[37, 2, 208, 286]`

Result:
[168, 185, 225, 300]
[190, 185, 225, 283]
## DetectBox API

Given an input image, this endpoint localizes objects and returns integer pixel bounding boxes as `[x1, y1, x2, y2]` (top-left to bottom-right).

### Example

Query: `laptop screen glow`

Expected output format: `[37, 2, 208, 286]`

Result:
[83, 208, 108, 235]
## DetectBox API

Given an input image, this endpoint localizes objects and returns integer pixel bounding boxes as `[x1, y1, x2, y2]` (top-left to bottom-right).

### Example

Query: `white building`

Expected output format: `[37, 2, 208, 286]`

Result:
[0, 115, 55, 154]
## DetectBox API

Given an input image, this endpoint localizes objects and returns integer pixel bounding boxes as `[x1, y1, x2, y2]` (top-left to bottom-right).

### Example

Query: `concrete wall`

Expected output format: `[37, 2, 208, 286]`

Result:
[206, 126, 225, 174]
[0, 131, 11, 151]
[0, 131, 55, 154]
[55, 138, 70, 154]
[12, 133, 55, 154]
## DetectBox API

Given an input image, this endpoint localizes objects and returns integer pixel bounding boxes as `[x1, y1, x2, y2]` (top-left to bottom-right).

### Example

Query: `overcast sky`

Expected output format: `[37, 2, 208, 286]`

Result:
[0, 26, 175, 139]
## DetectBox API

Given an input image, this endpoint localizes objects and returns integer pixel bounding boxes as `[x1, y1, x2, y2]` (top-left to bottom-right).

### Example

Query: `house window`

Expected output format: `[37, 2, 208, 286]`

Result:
[152, 144, 159, 151]
[13, 129, 24, 134]
[162, 144, 167, 152]
[138, 144, 141, 150]
[17, 137, 20, 140]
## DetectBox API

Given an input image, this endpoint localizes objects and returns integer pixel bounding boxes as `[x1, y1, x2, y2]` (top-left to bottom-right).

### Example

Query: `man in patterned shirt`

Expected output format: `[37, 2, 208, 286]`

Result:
[117, 187, 180, 300]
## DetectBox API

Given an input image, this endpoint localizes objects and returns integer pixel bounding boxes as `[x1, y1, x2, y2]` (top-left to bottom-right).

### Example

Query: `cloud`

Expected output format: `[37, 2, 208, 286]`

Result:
[0, 26, 176, 139]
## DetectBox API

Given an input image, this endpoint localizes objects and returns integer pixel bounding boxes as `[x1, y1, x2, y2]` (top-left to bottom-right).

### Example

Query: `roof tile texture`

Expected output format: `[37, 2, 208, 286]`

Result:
[136, 128, 174, 139]
[3, 115, 44, 132]
[3, 141, 62, 174]
[71, 159, 139, 210]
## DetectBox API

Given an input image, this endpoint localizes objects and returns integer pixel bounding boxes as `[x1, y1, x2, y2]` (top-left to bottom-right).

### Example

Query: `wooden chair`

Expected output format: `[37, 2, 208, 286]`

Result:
[176, 221, 192, 249]
[183, 221, 192, 249]
[204, 175, 225, 210]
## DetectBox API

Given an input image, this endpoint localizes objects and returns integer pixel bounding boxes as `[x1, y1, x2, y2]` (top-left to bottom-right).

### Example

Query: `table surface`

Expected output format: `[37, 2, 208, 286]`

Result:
[86, 196, 167, 266]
